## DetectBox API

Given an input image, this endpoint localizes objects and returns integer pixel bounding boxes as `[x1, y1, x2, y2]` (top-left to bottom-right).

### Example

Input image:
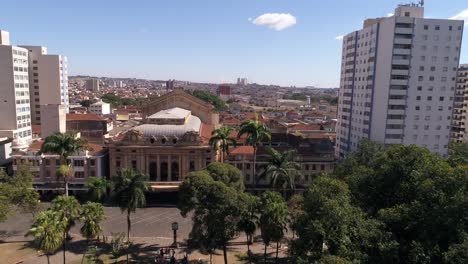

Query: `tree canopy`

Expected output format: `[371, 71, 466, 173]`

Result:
[295, 141, 468, 263]
[190, 90, 227, 112]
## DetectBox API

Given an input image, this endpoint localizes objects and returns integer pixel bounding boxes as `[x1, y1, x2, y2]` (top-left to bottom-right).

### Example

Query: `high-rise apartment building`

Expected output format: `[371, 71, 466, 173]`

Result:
[451, 64, 468, 143]
[336, 4, 464, 157]
[0, 30, 32, 142]
[20, 46, 69, 125]
[86, 78, 100, 91]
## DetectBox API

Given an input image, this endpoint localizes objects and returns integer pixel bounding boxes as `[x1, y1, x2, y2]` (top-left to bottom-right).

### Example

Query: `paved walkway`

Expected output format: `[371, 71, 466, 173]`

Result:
[0, 206, 289, 263]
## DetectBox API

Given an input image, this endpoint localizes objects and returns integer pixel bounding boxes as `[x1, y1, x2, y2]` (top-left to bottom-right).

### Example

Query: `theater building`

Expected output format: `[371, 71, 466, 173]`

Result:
[107, 89, 218, 191]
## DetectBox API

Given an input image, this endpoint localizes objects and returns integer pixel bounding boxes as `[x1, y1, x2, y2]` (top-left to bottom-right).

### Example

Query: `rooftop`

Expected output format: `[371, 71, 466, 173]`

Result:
[148, 107, 191, 120]
[67, 113, 105, 122]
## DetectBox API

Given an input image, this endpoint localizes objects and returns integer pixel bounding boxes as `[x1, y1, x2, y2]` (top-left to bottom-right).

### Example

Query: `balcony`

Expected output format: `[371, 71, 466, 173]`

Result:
[391, 69, 409, 75]
[395, 28, 413, 34]
[394, 38, 412, 45]
[390, 79, 408, 86]
[393, 48, 411, 55]
[392, 59, 410, 65]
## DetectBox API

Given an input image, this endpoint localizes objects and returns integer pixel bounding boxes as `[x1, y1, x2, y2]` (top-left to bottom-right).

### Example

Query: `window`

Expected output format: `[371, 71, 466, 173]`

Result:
[418, 76, 424, 81]
[439, 96, 444, 101]
[90, 159, 96, 166]
[73, 160, 84, 166]
[116, 160, 121, 168]
[131, 160, 137, 169]
[438, 106, 443, 111]
[417, 86, 422, 91]
[416, 96, 421, 100]
[74, 172, 85, 178]
[405, 12, 410, 17]
[189, 161, 195, 171]
[449, 25, 452, 31]
[415, 106, 420, 110]
[427, 96, 432, 101]
[424, 25, 429, 30]
[321, 165, 325, 171]
[419, 66, 425, 71]
[435, 25, 440, 30]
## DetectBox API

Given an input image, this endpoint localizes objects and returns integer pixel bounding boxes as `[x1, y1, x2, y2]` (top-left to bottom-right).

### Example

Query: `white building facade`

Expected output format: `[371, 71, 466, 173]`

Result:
[20, 46, 69, 125]
[0, 31, 32, 142]
[336, 5, 464, 157]
[451, 64, 468, 143]
[89, 100, 111, 115]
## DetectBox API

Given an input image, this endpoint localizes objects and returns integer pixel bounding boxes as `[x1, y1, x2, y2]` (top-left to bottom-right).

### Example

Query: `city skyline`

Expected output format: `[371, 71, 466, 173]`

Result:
[0, 0, 467, 87]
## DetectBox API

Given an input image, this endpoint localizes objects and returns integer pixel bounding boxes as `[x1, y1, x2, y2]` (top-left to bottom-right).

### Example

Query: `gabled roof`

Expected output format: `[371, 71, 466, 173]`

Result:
[148, 107, 191, 120]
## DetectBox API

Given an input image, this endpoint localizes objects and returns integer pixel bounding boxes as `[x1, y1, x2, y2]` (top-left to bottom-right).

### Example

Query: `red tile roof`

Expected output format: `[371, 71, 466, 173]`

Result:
[67, 113, 105, 121]
[31, 125, 41, 134]
[229, 146, 254, 155]
[27, 140, 104, 155]
[289, 123, 323, 131]
[200, 123, 215, 142]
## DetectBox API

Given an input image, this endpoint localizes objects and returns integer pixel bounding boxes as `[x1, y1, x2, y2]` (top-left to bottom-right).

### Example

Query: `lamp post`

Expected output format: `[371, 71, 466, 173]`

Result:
[172, 221, 179, 248]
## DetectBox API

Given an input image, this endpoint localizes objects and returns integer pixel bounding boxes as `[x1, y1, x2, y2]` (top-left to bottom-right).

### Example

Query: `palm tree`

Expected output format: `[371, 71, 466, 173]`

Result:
[80, 202, 105, 263]
[209, 126, 237, 163]
[85, 176, 110, 202]
[27, 210, 66, 264]
[113, 168, 147, 262]
[258, 192, 288, 264]
[238, 193, 259, 264]
[259, 147, 300, 197]
[39, 132, 88, 196]
[238, 115, 271, 187]
[51, 195, 81, 264]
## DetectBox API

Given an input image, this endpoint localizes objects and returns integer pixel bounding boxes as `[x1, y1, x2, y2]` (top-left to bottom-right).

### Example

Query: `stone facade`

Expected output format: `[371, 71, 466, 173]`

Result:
[108, 90, 218, 191]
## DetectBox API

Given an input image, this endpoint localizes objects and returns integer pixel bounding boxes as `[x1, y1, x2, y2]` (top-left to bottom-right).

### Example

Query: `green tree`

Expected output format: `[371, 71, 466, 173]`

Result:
[260, 147, 300, 196]
[85, 176, 109, 202]
[0, 167, 39, 221]
[113, 168, 147, 262]
[238, 193, 259, 263]
[39, 132, 88, 196]
[447, 141, 468, 167]
[27, 210, 66, 264]
[209, 126, 237, 163]
[52, 195, 81, 264]
[179, 170, 245, 264]
[287, 194, 304, 239]
[79, 99, 95, 107]
[205, 162, 244, 191]
[258, 192, 288, 264]
[330, 141, 468, 263]
[290, 176, 396, 263]
[191, 90, 227, 112]
[238, 115, 271, 187]
[80, 202, 105, 263]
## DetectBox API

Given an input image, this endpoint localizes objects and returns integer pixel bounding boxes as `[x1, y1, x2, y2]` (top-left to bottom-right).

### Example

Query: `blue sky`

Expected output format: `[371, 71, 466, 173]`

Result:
[1, 0, 467, 87]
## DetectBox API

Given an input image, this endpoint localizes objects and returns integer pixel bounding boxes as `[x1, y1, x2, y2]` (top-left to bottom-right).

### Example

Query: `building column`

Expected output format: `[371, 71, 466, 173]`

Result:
[156, 155, 160, 181]
[178, 155, 182, 181]
[168, 155, 172, 181]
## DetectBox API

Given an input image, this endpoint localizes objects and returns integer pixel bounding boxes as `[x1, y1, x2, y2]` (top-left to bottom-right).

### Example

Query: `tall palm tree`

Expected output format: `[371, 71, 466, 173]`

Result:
[39, 132, 88, 196]
[80, 202, 105, 263]
[238, 115, 271, 187]
[27, 210, 66, 264]
[260, 147, 300, 197]
[52, 195, 81, 264]
[209, 126, 237, 163]
[85, 176, 110, 202]
[113, 168, 147, 262]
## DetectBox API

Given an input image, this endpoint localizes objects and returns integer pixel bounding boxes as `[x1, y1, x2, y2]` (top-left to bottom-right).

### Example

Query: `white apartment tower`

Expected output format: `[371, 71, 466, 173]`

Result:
[20, 45, 69, 125]
[336, 4, 464, 157]
[0, 30, 32, 142]
[451, 64, 468, 143]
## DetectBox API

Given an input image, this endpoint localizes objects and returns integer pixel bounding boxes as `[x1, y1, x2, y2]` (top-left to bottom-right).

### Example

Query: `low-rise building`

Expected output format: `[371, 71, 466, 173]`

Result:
[66, 113, 113, 144]
[88, 100, 111, 116]
[11, 139, 108, 193]
[226, 133, 336, 192]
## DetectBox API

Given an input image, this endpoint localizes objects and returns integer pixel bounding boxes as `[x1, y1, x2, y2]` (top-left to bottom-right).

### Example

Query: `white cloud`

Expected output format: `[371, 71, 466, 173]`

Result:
[251, 13, 297, 31]
[387, 13, 394, 17]
[335, 35, 344, 40]
[450, 9, 468, 24]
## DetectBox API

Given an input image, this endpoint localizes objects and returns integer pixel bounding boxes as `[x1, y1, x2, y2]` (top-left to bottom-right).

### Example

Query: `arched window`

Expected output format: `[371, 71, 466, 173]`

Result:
[149, 162, 157, 181]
